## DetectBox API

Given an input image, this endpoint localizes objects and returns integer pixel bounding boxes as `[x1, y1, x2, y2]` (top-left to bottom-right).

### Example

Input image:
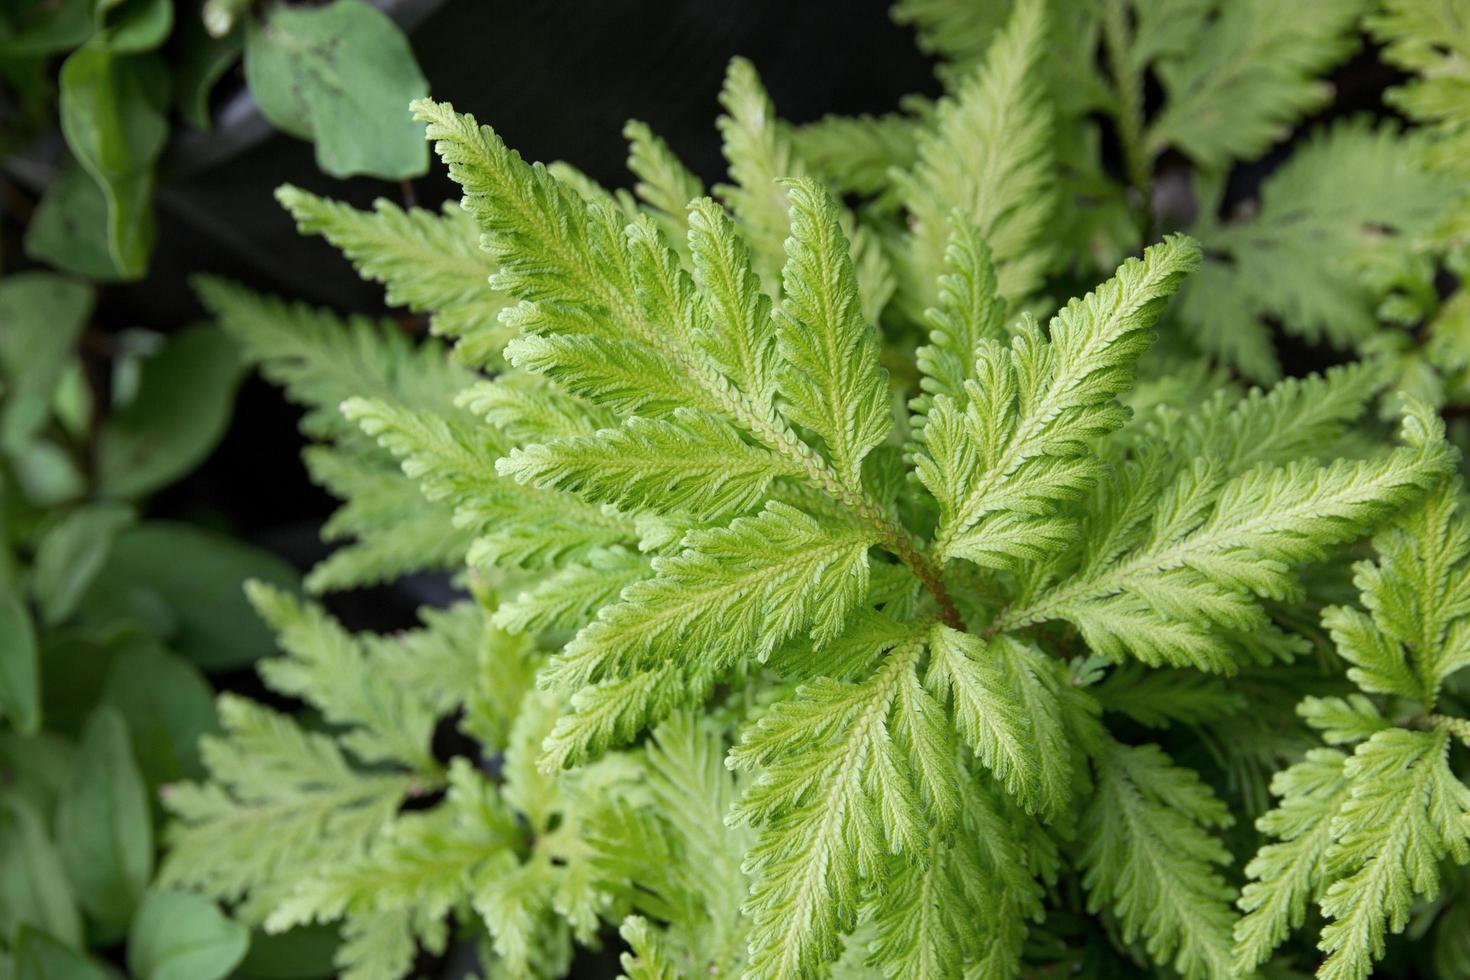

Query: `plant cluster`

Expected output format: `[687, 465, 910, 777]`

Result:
[0, 0, 429, 279]
[5, 1, 1470, 979]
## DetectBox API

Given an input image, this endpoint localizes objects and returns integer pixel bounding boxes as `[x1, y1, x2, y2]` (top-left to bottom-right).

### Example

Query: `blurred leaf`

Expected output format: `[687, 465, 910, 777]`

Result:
[0, 732, 75, 821]
[94, 0, 172, 53]
[234, 925, 340, 980]
[32, 503, 135, 625]
[97, 327, 244, 498]
[24, 158, 129, 281]
[0, 796, 80, 947]
[7, 440, 86, 509]
[0, 0, 92, 57]
[127, 890, 249, 980]
[57, 44, 168, 278]
[55, 706, 152, 932]
[0, 585, 39, 734]
[244, 0, 429, 179]
[37, 628, 117, 736]
[11, 926, 108, 980]
[174, 8, 241, 129]
[81, 522, 300, 671]
[101, 640, 217, 786]
[0, 273, 92, 453]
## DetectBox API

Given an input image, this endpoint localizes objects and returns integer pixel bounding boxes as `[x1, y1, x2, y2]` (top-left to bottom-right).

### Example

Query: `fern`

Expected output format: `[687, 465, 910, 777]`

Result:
[164, 6, 1470, 979]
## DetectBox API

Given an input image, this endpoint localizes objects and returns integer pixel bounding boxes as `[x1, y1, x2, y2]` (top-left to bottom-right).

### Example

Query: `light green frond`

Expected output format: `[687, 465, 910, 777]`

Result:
[921, 235, 1199, 566]
[265, 760, 517, 934]
[502, 331, 708, 420]
[731, 639, 928, 980]
[618, 915, 679, 980]
[246, 582, 438, 770]
[1079, 737, 1237, 980]
[195, 276, 470, 441]
[1185, 363, 1383, 476]
[1234, 748, 1352, 974]
[625, 120, 705, 245]
[1176, 119, 1455, 381]
[493, 551, 651, 637]
[161, 696, 414, 922]
[774, 179, 892, 486]
[371, 602, 514, 719]
[911, 219, 1007, 427]
[457, 371, 614, 443]
[1001, 404, 1451, 671]
[715, 58, 809, 282]
[302, 446, 467, 593]
[687, 197, 779, 410]
[927, 626, 1071, 818]
[413, 99, 635, 337]
[539, 664, 717, 772]
[1147, 0, 1368, 169]
[274, 185, 512, 368]
[1351, 480, 1470, 700]
[793, 111, 920, 202]
[895, 0, 1054, 306]
[343, 396, 637, 569]
[542, 502, 875, 692]
[1298, 695, 1392, 747]
[499, 408, 802, 523]
[1318, 728, 1470, 980]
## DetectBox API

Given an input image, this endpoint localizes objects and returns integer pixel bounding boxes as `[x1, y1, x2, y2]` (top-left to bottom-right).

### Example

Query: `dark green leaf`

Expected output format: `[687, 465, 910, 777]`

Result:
[55, 706, 153, 931]
[97, 327, 245, 498]
[32, 503, 135, 626]
[0, 273, 92, 454]
[0, 732, 75, 821]
[0, 0, 91, 56]
[24, 158, 130, 281]
[101, 640, 217, 786]
[57, 44, 168, 278]
[0, 797, 80, 947]
[94, 0, 172, 53]
[12, 926, 109, 980]
[127, 890, 249, 980]
[174, 10, 241, 129]
[235, 925, 340, 980]
[0, 586, 40, 735]
[244, 0, 429, 179]
[80, 522, 300, 671]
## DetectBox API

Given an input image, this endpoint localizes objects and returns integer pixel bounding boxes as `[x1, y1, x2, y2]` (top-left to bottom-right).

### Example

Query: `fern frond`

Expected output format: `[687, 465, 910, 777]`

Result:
[195, 276, 469, 441]
[927, 626, 1071, 819]
[919, 235, 1199, 566]
[302, 446, 468, 592]
[731, 638, 929, 979]
[1176, 119, 1454, 381]
[498, 408, 802, 523]
[161, 696, 415, 921]
[1080, 737, 1237, 980]
[541, 502, 874, 692]
[343, 396, 637, 569]
[246, 582, 438, 770]
[1000, 404, 1451, 671]
[624, 120, 705, 246]
[1147, 0, 1367, 169]
[774, 179, 892, 486]
[895, 0, 1054, 306]
[1234, 748, 1353, 973]
[275, 185, 511, 368]
[1317, 728, 1470, 980]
